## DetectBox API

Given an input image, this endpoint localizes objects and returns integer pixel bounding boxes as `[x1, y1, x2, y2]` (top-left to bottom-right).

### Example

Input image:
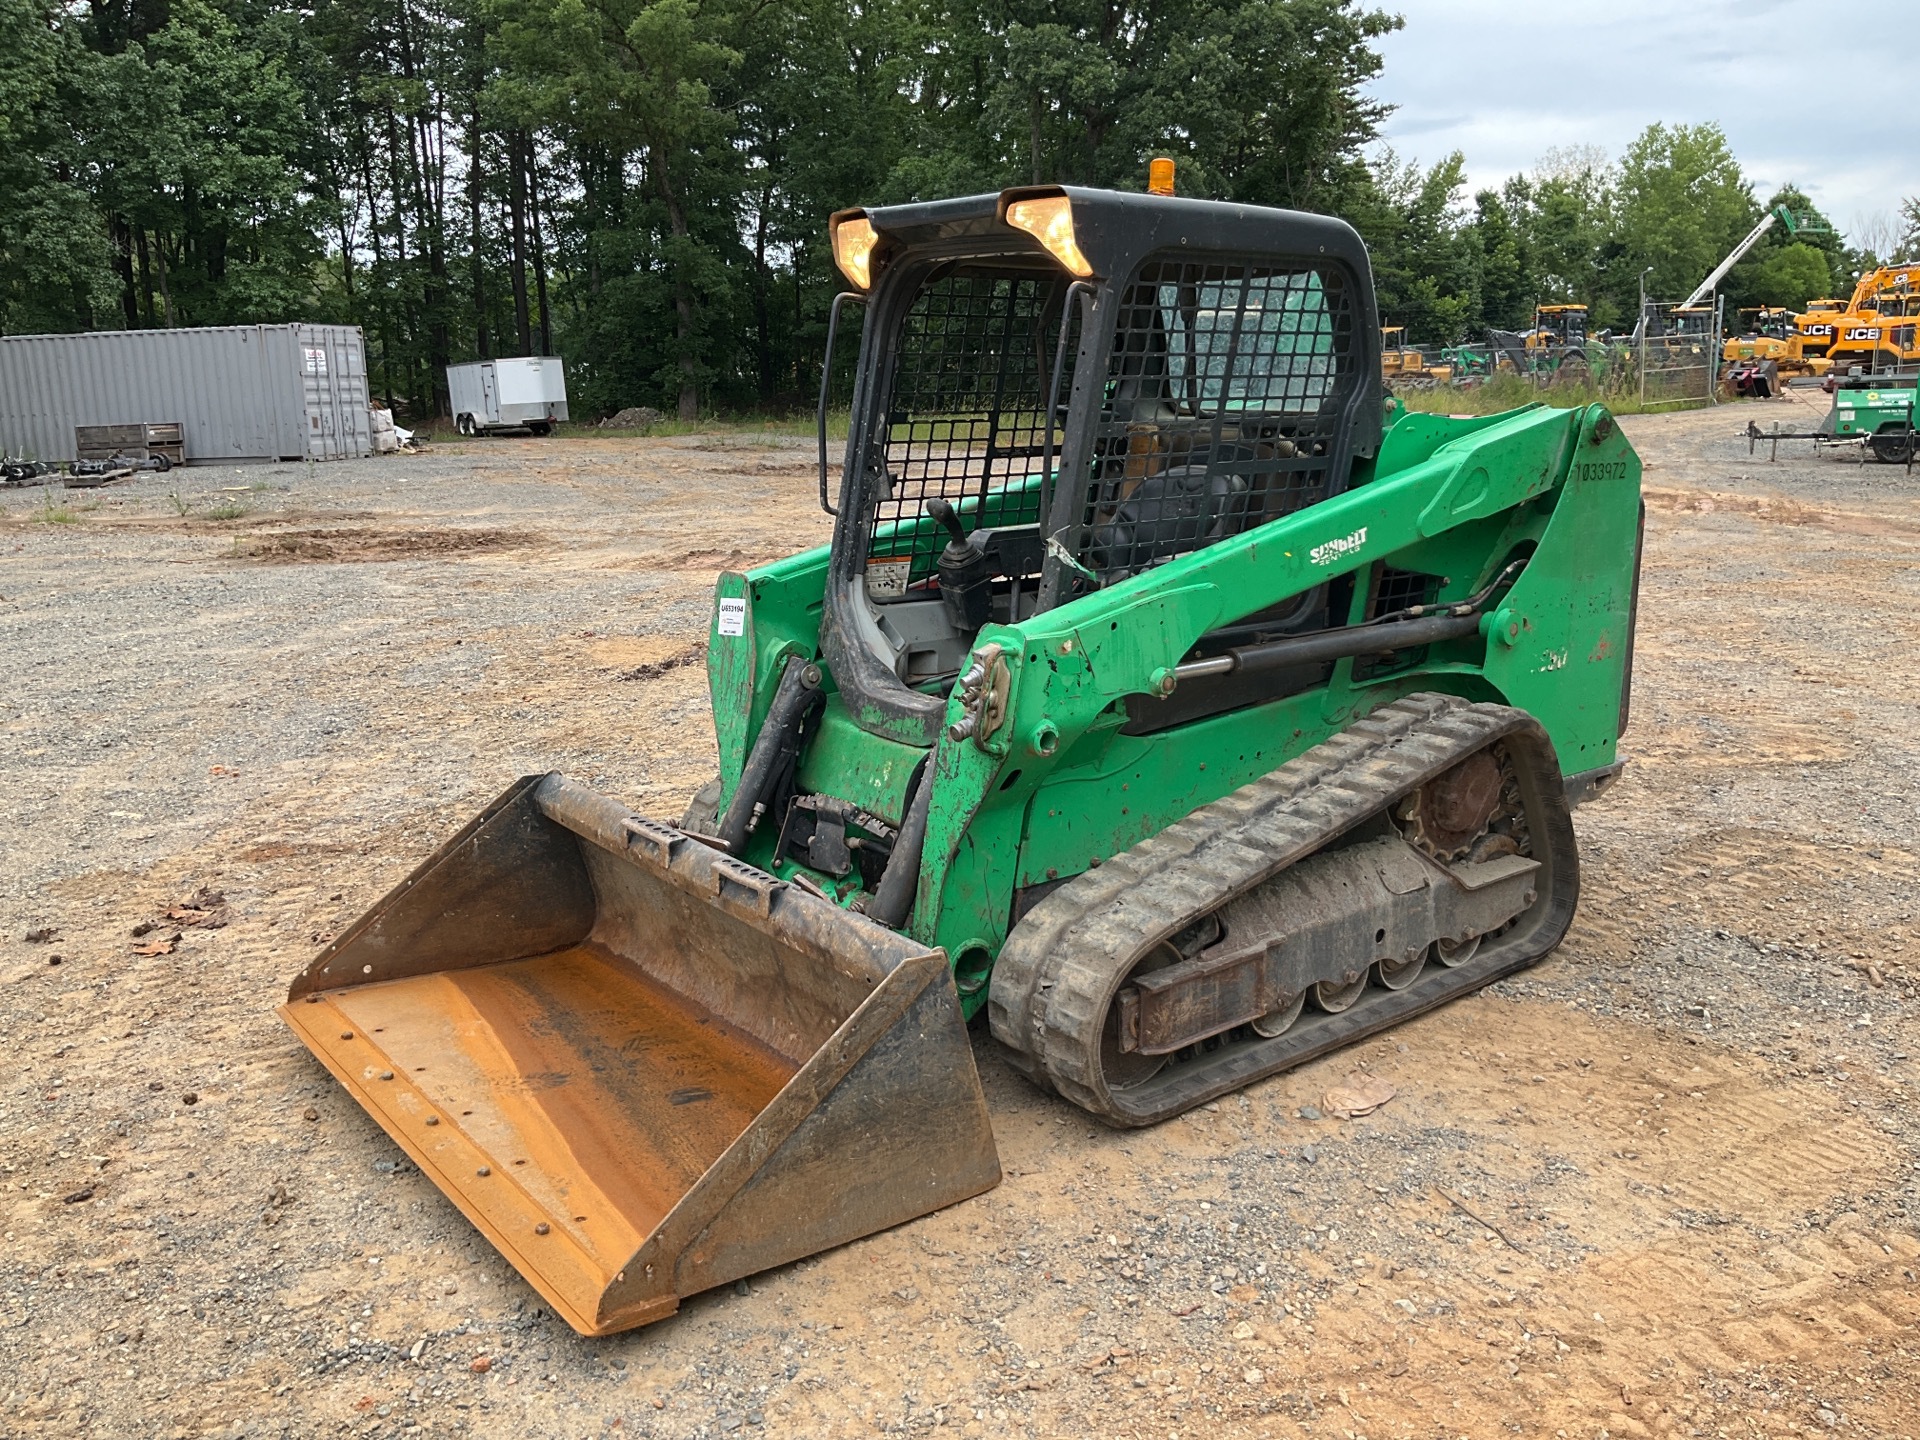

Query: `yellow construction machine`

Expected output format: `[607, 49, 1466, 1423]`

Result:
[1823, 263, 1920, 374]
[1487, 305, 1596, 380]
[1723, 306, 1832, 383]
[1793, 298, 1848, 362]
[1379, 326, 1453, 388]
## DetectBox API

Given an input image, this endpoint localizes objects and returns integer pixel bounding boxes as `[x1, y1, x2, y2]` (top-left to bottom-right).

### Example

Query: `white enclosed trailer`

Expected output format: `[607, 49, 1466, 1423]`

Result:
[447, 356, 568, 435]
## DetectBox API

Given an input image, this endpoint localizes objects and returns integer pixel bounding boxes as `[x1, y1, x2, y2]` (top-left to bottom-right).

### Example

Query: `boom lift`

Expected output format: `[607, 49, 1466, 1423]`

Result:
[1677, 203, 1823, 311]
[281, 178, 1645, 1336]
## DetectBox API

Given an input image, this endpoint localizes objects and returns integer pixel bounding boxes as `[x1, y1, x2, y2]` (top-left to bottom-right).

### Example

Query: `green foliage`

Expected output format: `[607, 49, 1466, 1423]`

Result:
[1752, 244, 1837, 312]
[1751, 186, 1850, 300]
[0, 1, 1889, 417]
[1, 0, 1406, 415]
[0, 0, 114, 331]
[1378, 127, 1861, 347]
[35, 492, 77, 523]
[2, 0, 316, 332]
[1614, 123, 1756, 307]
[1349, 150, 1477, 339]
[1393, 374, 1682, 417]
[907, 0, 1400, 207]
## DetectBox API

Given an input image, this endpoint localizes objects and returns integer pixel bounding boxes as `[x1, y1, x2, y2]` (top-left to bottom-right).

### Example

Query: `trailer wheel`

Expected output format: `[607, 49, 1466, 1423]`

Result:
[455, 413, 474, 437]
[1869, 429, 1916, 464]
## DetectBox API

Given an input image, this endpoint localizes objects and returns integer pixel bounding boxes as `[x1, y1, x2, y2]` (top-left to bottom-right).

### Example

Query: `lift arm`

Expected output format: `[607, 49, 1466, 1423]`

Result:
[1679, 206, 1800, 310]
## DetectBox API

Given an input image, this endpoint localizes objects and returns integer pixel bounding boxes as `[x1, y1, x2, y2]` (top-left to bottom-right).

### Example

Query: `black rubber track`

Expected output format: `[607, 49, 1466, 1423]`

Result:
[988, 694, 1581, 1126]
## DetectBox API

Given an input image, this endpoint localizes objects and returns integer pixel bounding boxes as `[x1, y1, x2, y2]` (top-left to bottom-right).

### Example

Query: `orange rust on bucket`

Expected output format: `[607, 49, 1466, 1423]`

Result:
[279, 773, 1000, 1335]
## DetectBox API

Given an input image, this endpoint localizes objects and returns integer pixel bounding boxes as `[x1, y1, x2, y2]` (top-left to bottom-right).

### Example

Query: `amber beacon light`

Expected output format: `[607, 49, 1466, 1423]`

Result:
[831, 215, 880, 289]
[1148, 157, 1176, 195]
[1003, 196, 1094, 277]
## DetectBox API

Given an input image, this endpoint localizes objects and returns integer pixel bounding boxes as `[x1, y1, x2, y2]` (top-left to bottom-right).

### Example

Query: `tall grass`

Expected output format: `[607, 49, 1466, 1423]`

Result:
[1392, 373, 1708, 417]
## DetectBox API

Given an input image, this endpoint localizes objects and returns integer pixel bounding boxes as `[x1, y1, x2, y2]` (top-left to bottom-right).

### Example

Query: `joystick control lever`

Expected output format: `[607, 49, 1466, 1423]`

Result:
[924, 499, 993, 633]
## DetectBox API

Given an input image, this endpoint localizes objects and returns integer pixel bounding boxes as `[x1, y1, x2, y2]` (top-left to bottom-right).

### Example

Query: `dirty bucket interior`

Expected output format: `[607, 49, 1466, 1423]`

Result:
[280, 774, 999, 1335]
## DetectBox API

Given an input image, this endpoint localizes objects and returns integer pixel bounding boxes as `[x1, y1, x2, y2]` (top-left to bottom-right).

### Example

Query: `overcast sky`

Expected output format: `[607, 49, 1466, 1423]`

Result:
[1370, 0, 1908, 249]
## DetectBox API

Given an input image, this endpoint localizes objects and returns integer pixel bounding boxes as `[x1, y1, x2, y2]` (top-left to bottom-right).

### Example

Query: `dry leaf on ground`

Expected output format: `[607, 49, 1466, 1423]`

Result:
[164, 887, 229, 929]
[1323, 1071, 1396, 1118]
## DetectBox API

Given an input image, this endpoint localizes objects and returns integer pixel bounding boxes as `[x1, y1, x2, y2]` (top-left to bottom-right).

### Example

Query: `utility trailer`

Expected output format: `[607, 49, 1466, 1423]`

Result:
[1746, 371, 1917, 466]
[447, 356, 568, 436]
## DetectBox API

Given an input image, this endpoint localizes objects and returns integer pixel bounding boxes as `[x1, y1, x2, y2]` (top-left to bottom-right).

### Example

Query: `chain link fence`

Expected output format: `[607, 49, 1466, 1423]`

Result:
[1381, 298, 1726, 407]
[1633, 296, 1724, 408]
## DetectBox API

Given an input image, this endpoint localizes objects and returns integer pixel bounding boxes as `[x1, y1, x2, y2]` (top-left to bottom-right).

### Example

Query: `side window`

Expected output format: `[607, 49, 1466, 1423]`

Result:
[1159, 270, 1340, 411]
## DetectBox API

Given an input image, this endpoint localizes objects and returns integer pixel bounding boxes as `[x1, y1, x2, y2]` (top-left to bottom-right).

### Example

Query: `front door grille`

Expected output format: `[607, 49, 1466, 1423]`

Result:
[864, 265, 1072, 592]
[1076, 257, 1356, 585]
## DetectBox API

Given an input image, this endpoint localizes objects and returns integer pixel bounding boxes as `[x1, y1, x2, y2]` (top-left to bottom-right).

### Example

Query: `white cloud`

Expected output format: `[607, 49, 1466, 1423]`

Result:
[1370, 0, 1910, 245]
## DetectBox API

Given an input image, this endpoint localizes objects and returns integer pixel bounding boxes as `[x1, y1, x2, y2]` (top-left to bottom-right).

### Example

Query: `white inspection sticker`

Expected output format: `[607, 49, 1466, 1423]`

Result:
[717, 597, 747, 637]
[866, 558, 911, 599]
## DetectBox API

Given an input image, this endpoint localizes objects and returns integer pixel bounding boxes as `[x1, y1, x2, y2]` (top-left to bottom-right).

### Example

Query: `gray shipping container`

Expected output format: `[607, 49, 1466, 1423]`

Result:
[0, 324, 373, 464]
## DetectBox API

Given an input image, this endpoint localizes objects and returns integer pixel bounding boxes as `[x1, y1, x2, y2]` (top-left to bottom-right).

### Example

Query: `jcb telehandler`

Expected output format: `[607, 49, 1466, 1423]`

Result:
[281, 181, 1644, 1336]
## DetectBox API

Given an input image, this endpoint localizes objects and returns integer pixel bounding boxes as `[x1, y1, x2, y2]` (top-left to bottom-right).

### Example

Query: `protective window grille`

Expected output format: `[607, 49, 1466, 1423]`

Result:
[1356, 566, 1444, 679]
[865, 267, 1071, 582]
[1369, 566, 1441, 619]
[1079, 258, 1353, 584]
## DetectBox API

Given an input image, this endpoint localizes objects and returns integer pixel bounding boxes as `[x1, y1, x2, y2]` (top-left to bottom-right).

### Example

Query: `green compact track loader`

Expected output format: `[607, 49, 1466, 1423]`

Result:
[281, 183, 1644, 1336]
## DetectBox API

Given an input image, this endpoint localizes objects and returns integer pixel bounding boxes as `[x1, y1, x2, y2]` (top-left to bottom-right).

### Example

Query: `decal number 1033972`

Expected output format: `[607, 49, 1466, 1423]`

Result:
[1575, 460, 1630, 483]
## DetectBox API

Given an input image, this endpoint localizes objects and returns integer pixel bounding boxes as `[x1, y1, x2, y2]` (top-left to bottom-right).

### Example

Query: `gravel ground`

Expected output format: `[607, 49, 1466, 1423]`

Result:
[2, 400, 1918, 1440]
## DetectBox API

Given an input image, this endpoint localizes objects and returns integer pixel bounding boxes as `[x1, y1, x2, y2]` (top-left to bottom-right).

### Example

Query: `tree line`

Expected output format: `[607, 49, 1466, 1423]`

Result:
[3, 0, 1915, 419]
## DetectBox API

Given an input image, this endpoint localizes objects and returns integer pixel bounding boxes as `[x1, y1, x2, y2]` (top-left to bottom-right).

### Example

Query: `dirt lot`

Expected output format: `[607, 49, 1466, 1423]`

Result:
[3, 395, 1918, 1440]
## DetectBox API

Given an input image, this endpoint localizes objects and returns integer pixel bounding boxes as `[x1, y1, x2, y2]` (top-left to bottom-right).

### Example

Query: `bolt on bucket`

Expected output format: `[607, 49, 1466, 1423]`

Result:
[280, 774, 1001, 1336]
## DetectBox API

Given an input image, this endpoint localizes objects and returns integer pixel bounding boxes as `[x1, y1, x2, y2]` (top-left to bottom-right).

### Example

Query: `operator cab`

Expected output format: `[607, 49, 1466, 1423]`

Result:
[818, 187, 1382, 746]
[1533, 305, 1589, 348]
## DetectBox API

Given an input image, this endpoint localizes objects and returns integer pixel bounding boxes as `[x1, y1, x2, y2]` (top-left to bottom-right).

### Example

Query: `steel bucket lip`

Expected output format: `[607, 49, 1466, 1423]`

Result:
[280, 773, 1002, 1336]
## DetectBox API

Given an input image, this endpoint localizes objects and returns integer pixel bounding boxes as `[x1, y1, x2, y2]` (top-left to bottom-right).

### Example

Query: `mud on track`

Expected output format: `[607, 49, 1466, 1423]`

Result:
[2, 408, 1917, 1438]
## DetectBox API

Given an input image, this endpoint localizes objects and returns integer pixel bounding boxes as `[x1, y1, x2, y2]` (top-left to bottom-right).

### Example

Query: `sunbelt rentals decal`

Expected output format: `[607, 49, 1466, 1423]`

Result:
[1310, 526, 1368, 566]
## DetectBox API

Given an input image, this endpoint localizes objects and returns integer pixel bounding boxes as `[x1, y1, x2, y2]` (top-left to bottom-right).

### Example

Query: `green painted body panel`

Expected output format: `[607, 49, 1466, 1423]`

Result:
[793, 698, 922, 827]
[1831, 383, 1915, 438]
[708, 544, 830, 813]
[704, 402, 1642, 1017]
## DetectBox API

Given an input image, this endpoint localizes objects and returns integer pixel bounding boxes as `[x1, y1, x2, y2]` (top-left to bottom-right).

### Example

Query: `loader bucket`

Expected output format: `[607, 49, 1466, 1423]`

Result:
[279, 774, 1001, 1336]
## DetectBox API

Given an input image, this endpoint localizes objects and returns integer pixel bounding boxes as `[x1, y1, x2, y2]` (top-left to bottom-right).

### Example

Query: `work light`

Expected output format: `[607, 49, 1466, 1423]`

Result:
[1004, 196, 1093, 277]
[831, 214, 880, 289]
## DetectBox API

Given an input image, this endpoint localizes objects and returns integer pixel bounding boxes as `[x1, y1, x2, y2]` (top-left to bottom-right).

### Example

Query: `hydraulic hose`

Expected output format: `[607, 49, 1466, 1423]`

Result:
[867, 763, 933, 929]
[713, 656, 823, 854]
